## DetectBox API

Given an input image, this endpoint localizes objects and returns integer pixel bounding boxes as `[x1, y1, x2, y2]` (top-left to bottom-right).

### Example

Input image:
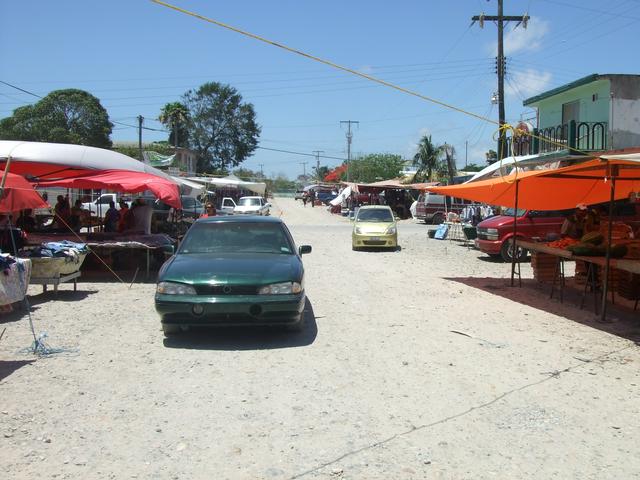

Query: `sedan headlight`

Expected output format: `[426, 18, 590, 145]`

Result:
[258, 282, 302, 295]
[385, 226, 397, 235]
[157, 281, 197, 295]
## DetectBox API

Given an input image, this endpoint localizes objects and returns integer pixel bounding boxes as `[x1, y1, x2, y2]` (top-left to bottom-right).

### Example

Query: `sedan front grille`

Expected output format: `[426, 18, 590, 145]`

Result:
[194, 284, 259, 295]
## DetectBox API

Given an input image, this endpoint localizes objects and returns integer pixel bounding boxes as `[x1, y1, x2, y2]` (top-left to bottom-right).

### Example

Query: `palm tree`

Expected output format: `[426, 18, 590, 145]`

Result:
[158, 102, 189, 148]
[413, 134, 443, 182]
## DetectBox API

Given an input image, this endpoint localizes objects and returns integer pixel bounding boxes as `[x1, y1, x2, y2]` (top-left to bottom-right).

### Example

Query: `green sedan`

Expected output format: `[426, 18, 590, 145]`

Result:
[155, 216, 312, 335]
[352, 205, 398, 250]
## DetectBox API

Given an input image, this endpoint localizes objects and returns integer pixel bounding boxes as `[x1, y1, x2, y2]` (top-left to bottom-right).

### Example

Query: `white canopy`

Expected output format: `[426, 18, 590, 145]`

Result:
[187, 175, 266, 195]
[330, 186, 352, 206]
[0, 140, 176, 182]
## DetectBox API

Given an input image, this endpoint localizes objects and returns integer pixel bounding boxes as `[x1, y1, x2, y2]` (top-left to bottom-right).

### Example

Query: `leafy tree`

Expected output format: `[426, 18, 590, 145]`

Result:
[158, 102, 189, 148]
[0, 89, 112, 147]
[233, 167, 262, 180]
[265, 173, 296, 193]
[413, 135, 443, 181]
[342, 153, 404, 183]
[182, 82, 260, 172]
[462, 163, 484, 172]
[312, 165, 330, 182]
[442, 144, 457, 183]
[485, 149, 498, 165]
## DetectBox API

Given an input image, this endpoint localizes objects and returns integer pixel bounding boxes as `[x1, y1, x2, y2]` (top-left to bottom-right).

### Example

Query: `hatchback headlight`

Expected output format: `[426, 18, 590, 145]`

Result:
[385, 226, 397, 235]
[354, 226, 363, 234]
[258, 282, 302, 295]
[157, 281, 197, 295]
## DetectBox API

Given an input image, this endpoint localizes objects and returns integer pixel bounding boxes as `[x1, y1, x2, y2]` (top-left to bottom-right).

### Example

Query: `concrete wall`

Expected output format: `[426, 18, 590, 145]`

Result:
[610, 77, 640, 149]
[536, 80, 610, 130]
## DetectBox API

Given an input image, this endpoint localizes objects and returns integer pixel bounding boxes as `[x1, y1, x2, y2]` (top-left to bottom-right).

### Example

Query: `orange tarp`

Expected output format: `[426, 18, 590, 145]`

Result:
[427, 155, 640, 210]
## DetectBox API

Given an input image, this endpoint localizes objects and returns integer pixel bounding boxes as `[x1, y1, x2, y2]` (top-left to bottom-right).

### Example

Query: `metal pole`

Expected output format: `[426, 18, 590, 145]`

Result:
[138, 115, 144, 161]
[600, 165, 617, 322]
[510, 179, 520, 287]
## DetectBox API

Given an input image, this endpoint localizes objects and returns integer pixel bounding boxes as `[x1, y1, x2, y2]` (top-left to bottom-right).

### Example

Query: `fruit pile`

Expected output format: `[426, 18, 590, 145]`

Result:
[546, 237, 579, 249]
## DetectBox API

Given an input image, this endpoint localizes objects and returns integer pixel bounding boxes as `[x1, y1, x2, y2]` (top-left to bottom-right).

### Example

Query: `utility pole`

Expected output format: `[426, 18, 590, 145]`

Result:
[258, 163, 264, 178]
[312, 150, 324, 180]
[465, 140, 468, 168]
[472, 1, 529, 160]
[300, 161, 307, 178]
[137, 115, 144, 161]
[340, 121, 359, 182]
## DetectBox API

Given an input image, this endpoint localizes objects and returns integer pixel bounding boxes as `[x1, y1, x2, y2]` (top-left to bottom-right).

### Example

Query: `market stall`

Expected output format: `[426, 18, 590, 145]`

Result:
[427, 150, 640, 321]
[0, 141, 182, 281]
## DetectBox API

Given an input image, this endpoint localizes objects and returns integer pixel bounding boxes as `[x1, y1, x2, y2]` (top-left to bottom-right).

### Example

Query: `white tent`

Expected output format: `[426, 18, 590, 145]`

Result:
[330, 186, 351, 206]
[465, 152, 584, 183]
[186, 175, 266, 195]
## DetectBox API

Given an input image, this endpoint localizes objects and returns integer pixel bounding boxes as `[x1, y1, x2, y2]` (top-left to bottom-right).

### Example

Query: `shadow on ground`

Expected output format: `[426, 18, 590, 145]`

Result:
[445, 276, 640, 343]
[162, 298, 318, 350]
[0, 359, 35, 381]
[26, 290, 99, 307]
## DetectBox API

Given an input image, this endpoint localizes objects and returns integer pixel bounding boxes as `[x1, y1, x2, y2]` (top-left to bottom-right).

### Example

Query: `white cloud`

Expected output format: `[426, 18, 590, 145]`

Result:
[487, 17, 550, 56]
[505, 68, 553, 98]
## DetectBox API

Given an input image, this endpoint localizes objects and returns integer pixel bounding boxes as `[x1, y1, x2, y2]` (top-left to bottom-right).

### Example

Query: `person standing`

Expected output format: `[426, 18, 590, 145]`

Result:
[104, 201, 120, 232]
[309, 189, 316, 208]
[117, 199, 130, 232]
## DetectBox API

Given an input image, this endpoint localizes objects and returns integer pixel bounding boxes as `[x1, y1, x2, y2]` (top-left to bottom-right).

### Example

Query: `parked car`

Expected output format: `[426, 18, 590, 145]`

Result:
[220, 197, 237, 215]
[294, 189, 305, 200]
[415, 192, 466, 224]
[352, 205, 398, 250]
[475, 200, 640, 262]
[155, 216, 312, 335]
[81, 193, 130, 217]
[316, 191, 338, 204]
[141, 195, 204, 221]
[233, 196, 271, 215]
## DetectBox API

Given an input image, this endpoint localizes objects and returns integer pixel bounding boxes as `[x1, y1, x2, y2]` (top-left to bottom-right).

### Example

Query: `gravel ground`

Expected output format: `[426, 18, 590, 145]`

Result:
[1, 197, 639, 479]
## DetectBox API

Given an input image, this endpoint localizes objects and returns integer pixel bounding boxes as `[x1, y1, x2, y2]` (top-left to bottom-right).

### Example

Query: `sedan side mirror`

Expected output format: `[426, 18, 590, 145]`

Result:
[298, 245, 312, 255]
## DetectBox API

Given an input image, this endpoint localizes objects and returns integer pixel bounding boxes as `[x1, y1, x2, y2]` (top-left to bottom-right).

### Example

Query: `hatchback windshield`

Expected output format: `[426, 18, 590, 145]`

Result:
[356, 208, 394, 222]
[238, 198, 261, 207]
[179, 222, 293, 254]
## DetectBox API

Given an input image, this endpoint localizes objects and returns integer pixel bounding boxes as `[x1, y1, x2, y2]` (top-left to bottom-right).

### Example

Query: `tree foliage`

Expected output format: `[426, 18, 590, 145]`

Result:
[0, 89, 113, 148]
[485, 149, 498, 165]
[342, 153, 404, 183]
[181, 82, 260, 173]
[313, 165, 330, 182]
[158, 102, 190, 148]
[412, 135, 444, 182]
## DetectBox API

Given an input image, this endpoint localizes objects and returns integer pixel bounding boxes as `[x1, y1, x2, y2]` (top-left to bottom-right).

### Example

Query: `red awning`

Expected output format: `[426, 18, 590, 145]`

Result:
[0, 171, 48, 213]
[35, 169, 181, 208]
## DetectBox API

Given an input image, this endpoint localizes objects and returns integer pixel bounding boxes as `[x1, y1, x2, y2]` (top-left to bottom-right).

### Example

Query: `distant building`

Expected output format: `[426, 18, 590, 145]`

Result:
[517, 74, 640, 155]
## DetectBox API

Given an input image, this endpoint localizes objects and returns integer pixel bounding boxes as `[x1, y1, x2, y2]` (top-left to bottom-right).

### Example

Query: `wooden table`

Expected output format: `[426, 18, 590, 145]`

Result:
[516, 239, 640, 314]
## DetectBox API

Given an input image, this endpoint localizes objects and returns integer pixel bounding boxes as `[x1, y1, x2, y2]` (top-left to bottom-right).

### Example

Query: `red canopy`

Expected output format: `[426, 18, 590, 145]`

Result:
[34, 169, 181, 208]
[0, 171, 48, 213]
[0, 141, 181, 208]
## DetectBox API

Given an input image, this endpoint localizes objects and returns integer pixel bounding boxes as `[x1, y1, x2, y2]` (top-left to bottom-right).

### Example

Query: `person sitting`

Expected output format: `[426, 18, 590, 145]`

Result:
[16, 209, 36, 232]
[53, 195, 71, 229]
[104, 201, 120, 233]
[69, 199, 84, 231]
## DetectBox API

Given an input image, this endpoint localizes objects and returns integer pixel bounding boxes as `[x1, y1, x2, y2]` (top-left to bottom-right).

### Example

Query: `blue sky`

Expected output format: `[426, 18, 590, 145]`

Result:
[1, 0, 638, 178]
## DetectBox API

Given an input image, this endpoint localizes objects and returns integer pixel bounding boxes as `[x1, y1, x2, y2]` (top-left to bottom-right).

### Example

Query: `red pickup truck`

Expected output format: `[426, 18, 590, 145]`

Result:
[475, 202, 640, 262]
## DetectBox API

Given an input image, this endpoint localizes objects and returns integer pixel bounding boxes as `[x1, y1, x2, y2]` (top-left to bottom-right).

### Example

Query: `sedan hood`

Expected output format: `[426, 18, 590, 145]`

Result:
[160, 253, 302, 286]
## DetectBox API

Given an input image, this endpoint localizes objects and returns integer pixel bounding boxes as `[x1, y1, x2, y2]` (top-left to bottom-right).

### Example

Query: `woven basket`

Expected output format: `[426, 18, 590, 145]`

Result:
[30, 253, 88, 278]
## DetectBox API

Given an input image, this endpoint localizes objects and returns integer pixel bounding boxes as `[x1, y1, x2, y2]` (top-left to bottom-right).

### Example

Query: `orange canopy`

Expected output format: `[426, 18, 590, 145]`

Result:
[427, 154, 640, 210]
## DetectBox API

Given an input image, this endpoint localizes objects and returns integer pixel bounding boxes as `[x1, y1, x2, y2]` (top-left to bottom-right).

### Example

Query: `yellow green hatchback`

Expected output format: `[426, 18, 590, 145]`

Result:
[352, 205, 398, 250]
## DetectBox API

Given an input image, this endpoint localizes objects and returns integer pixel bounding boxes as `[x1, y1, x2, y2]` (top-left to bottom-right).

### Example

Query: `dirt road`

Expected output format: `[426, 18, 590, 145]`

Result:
[2, 197, 639, 479]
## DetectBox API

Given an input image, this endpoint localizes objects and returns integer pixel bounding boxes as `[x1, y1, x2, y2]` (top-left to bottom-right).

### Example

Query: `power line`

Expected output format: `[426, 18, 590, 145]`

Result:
[0, 80, 42, 99]
[256, 146, 346, 162]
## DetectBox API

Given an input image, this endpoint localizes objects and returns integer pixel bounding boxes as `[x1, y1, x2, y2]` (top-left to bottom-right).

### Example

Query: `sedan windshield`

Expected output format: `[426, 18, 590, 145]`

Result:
[356, 209, 393, 222]
[238, 198, 261, 207]
[179, 222, 293, 254]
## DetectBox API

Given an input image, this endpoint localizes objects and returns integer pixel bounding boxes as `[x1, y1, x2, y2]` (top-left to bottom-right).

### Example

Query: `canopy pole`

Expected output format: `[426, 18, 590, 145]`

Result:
[0, 153, 13, 199]
[600, 165, 617, 322]
[510, 179, 520, 287]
